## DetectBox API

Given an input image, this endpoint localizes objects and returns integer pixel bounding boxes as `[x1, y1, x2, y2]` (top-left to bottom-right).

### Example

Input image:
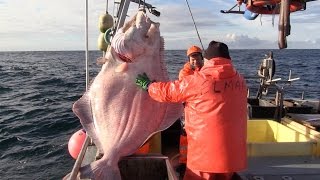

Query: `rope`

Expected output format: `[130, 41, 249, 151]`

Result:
[137, 0, 146, 11]
[106, 0, 109, 13]
[185, 0, 204, 51]
[272, 4, 280, 27]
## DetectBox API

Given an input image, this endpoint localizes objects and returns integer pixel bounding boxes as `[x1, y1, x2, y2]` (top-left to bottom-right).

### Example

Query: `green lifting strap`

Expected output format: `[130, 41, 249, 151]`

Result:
[104, 28, 112, 45]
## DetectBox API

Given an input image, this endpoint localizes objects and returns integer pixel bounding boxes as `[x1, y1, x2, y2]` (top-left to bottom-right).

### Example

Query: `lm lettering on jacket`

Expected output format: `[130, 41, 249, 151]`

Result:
[213, 79, 246, 93]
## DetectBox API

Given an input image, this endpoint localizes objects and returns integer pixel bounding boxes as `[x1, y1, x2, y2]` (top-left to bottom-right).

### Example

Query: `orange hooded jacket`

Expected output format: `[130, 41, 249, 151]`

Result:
[148, 57, 247, 172]
[178, 62, 200, 80]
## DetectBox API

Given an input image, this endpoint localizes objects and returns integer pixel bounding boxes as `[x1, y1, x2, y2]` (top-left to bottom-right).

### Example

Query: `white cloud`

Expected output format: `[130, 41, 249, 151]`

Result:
[0, 0, 319, 51]
[224, 34, 276, 49]
[226, 34, 237, 41]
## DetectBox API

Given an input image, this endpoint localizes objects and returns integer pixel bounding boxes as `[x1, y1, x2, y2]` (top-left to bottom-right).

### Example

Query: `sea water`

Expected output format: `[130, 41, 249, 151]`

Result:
[0, 49, 319, 179]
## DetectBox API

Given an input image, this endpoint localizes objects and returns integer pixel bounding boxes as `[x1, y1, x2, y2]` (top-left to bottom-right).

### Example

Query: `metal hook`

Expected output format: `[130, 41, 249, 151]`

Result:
[138, 0, 146, 13]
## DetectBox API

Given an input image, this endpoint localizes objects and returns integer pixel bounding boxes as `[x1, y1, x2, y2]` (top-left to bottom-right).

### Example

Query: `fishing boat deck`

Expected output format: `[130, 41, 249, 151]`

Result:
[239, 156, 320, 180]
[80, 145, 178, 180]
[80, 145, 320, 180]
[72, 89, 320, 179]
[287, 113, 320, 131]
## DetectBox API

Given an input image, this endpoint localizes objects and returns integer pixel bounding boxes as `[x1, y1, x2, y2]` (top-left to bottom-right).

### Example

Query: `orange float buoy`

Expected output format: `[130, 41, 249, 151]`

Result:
[68, 129, 86, 159]
[179, 135, 188, 164]
[246, 0, 304, 14]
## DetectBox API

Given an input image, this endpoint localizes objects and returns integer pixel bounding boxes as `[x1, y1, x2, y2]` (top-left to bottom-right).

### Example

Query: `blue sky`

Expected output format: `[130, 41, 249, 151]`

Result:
[0, 0, 319, 51]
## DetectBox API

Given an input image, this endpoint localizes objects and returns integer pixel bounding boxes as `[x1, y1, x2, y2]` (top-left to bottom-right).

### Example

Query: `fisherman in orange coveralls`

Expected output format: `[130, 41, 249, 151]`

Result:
[179, 45, 204, 80]
[136, 41, 247, 180]
[177, 45, 204, 177]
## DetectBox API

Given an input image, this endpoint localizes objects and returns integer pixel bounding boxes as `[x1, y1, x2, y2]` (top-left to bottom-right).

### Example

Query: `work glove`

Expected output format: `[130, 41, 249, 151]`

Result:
[135, 73, 152, 91]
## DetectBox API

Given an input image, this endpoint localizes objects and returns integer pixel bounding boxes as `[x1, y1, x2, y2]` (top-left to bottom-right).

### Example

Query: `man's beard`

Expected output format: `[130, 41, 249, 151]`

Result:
[190, 64, 196, 70]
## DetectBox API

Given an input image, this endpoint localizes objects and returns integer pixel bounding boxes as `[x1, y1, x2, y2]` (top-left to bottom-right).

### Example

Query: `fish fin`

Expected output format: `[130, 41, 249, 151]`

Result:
[79, 159, 121, 180]
[159, 36, 168, 80]
[160, 36, 165, 53]
[115, 62, 128, 73]
[122, 13, 137, 32]
[62, 173, 80, 180]
[96, 57, 107, 65]
[158, 103, 184, 131]
[72, 93, 104, 154]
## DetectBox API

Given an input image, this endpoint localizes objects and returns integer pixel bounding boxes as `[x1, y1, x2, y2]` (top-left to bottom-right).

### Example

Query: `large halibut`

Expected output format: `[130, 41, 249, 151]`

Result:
[72, 11, 183, 179]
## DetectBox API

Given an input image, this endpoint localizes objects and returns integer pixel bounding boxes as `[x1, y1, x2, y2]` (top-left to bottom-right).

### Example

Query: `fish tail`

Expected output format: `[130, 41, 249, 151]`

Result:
[79, 159, 121, 180]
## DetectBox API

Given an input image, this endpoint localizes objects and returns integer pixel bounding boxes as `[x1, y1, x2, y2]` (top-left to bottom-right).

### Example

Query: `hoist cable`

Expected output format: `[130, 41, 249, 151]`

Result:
[185, 0, 204, 51]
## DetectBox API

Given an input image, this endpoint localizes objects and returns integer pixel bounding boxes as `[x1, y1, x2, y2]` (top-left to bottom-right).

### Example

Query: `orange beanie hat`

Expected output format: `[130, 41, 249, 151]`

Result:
[187, 45, 202, 56]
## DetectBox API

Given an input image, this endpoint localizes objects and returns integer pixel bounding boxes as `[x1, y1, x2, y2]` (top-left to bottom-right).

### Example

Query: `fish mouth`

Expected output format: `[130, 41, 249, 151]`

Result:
[107, 47, 133, 63]
[115, 52, 132, 63]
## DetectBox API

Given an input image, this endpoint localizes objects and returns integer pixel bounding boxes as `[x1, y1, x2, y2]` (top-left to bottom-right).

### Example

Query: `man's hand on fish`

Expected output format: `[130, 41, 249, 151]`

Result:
[136, 73, 152, 91]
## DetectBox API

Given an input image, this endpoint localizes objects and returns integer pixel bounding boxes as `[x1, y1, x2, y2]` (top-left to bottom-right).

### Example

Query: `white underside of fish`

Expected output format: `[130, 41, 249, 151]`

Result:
[71, 11, 183, 180]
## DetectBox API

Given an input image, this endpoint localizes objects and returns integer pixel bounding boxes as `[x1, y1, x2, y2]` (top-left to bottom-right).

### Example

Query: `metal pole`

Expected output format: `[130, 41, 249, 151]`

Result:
[68, 0, 91, 179]
[116, 0, 131, 31]
[85, 0, 89, 91]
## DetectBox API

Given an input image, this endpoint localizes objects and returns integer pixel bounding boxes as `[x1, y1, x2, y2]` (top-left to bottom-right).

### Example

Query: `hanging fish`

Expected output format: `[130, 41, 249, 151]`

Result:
[66, 11, 183, 179]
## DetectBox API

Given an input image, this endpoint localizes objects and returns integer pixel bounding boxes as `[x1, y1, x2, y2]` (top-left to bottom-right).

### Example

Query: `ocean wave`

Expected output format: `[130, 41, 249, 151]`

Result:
[0, 50, 319, 179]
[36, 78, 66, 86]
[0, 85, 13, 94]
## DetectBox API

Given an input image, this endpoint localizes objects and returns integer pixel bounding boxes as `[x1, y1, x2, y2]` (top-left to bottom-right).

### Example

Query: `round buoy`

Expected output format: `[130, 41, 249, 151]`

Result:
[68, 129, 86, 159]
[99, 13, 114, 33]
[98, 33, 109, 51]
[243, 9, 259, 20]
